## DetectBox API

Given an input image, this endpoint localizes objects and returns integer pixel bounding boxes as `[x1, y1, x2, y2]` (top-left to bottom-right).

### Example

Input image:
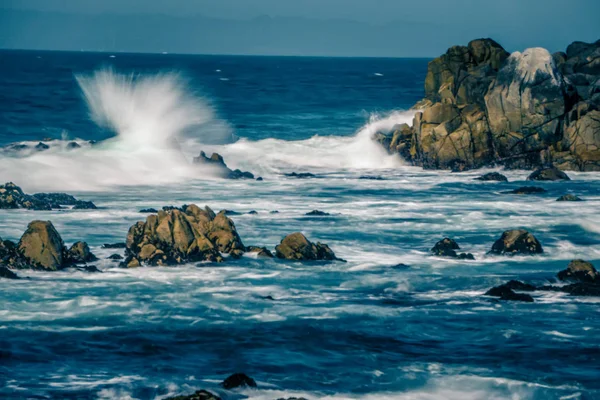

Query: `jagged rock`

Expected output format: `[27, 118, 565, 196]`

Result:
[0, 182, 51, 210]
[123, 205, 245, 267]
[67, 241, 98, 264]
[66, 141, 81, 150]
[556, 194, 583, 201]
[221, 373, 257, 390]
[506, 186, 547, 194]
[527, 166, 571, 181]
[0, 265, 19, 279]
[193, 151, 255, 179]
[275, 232, 339, 261]
[557, 259, 599, 283]
[490, 229, 543, 255]
[474, 172, 508, 182]
[246, 246, 274, 258]
[139, 208, 158, 213]
[35, 142, 49, 151]
[165, 390, 221, 400]
[430, 238, 475, 259]
[305, 210, 330, 216]
[18, 221, 65, 270]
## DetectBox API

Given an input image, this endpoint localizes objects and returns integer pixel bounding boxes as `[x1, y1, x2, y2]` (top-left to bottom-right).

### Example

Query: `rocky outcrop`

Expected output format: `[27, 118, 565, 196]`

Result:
[221, 373, 257, 390]
[527, 166, 570, 181]
[376, 38, 600, 171]
[0, 182, 96, 210]
[0, 221, 96, 270]
[275, 232, 339, 261]
[122, 205, 245, 267]
[0, 265, 19, 279]
[193, 151, 257, 180]
[490, 229, 543, 255]
[485, 280, 535, 302]
[430, 238, 474, 259]
[556, 194, 583, 201]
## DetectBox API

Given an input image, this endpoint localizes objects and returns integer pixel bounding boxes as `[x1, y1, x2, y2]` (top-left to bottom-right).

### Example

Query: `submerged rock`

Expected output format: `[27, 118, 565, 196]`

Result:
[556, 194, 583, 201]
[165, 390, 221, 400]
[35, 142, 50, 151]
[305, 210, 330, 216]
[221, 373, 257, 390]
[506, 186, 547, 195]
[102, 242, 126, 249]
[430, 238, 475, 259]
[474, 172, 508, 182]
[359, 175, 385, 180]
[193, 151, 255, 180]
[284, 172, 316, 178]
[0, 265, 19, 279]
[246, 246, 274, 258]
[490, 229, 543, 255]
[485, 282, 535, 302]
[275, 232, 340, 261]
[123, 204, 245, 267]
[557, 259, 599, 283]
[139, 208, 158, 213]
[527, 166, 571, 181]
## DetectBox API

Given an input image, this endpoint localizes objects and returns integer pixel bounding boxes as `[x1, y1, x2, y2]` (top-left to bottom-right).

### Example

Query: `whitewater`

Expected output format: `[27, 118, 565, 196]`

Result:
[1, 53, 599, 400]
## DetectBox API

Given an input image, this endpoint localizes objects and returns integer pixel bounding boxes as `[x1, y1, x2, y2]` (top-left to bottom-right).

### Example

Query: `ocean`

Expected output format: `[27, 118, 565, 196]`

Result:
[0, 50, 599, 400]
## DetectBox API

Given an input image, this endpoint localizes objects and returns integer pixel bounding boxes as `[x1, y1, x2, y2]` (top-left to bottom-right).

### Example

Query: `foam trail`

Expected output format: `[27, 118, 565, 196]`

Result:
[201, 110, 414, 174]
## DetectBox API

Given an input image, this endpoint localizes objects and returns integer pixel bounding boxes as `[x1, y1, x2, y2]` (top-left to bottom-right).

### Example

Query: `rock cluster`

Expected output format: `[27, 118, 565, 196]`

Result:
[0, 221, 96, 272]
[0, 182, 96, 210]
[376, 38, 600, 171]
[430, 238, 474, 259]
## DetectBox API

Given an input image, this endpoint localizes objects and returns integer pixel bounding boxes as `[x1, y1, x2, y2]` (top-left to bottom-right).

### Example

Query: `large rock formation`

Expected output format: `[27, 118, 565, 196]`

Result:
[377, 38, 600, 171]
[0, 221, 96, 270]
[0, 182, 97, 210]
[123, 205, 245, 267]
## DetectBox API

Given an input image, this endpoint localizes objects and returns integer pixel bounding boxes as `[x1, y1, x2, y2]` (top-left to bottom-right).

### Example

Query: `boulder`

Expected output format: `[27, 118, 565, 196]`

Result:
[430, 238, 474, 259]
[305, 210, 330, 216]
[474, 172, 508, 182]
[490, 229, 543, 255]
[275, 232, 339, 261]
[557, 259, 599, 283]
[18, 221, 65, 270]
[556, 194, 583, 201]
[67, 241, 98, 264]
[123, 205, 245, 266]
[526, 166, 570, 181]
[485, 283, 535, 302]
[221, 373, 257, 390]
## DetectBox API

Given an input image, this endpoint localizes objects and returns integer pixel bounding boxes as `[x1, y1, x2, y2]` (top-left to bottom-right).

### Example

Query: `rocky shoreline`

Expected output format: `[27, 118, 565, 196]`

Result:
[376, 38, 600, 172]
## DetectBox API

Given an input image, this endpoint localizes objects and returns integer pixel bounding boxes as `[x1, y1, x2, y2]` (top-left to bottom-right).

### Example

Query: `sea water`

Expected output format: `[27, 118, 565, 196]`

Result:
[0, 50, 599, 400]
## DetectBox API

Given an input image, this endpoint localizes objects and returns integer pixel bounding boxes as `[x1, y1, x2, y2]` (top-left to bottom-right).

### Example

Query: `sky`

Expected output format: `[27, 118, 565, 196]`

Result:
[1, 0, 599, 57]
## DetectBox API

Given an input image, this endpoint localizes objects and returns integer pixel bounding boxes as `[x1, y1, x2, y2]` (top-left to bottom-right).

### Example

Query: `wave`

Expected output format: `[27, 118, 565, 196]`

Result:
[0, 68, 410, 191]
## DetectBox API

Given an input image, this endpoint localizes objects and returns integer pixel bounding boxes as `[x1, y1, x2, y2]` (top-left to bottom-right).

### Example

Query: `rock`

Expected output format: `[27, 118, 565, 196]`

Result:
[506, 186, 547, 194]
[18, 221, 65, 270]
[526, 166, 571, 181]
[557, 259, 599, 283]
[485, 283, 535, 302]
[35, 142, 50, 151]
[246, 246, 274, 258]
[0, 265, 19, 279]
[66, 141, 81, 150]
[256, 177, 263, 181]
[557, 194, 583, 201]
[248, 210, 258, 215]
[474, 172, 508, 182]
[165, 389, 221, 400]
[139, 208, 158, 213]
[123, 205, 245, 266]
[284, 172, 316, 178]
[222, 210, 241, 215]
[221, 373, 257, 390]
[32, 193, 78, 207]
[73, 200, 97, 210]
[275, 232, 339, 261]
[67, 241, 97, 264]
[490, 229, 543, 255]
[107, 254, 123, 260]
[558, 282, 600, 297]
[193, 151, 255, 179]
[430, 238, 475, 259]
[0, 239, 30, 269]
[359, 175, 385, 180]
[1, 182, 51, 210]
[102, 242, 126, 249]
[270, 211, 280, 214]
[72, 264, 101, 273]
[305, 210, 330, 216]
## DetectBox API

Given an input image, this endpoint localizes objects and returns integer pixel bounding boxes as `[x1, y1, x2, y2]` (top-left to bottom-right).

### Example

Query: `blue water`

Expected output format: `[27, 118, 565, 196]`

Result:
[1, 50, 600, 400]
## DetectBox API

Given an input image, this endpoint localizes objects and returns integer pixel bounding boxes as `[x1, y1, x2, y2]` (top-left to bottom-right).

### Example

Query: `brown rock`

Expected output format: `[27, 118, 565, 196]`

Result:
[557, 260, 599, 283]
[490, 229, 543, 255]
[18, 221, 65, 270]
[275, 232, 338, 261]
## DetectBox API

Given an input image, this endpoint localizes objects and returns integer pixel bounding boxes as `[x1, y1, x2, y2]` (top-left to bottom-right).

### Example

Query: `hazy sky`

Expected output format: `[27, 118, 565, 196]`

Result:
[2, 0, 599, 56]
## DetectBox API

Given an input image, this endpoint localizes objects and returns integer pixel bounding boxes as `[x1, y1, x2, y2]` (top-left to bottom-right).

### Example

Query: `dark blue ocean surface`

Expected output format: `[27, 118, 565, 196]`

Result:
[0, 50, 599, 400]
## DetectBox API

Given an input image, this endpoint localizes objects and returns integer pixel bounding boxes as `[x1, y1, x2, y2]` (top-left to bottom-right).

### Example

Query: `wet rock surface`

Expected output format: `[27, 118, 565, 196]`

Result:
[0, 182, 96, 210]
[193, 151, 257, 180]
[527, 166, 571, 181]
[490, 229, 543, 255]
[506, 186, 547, 195]
[430, 238, 474, 259]
[474, 172, 508, 182]
[275, 232, 340, 261]
[556, 194, 583, 201]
